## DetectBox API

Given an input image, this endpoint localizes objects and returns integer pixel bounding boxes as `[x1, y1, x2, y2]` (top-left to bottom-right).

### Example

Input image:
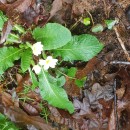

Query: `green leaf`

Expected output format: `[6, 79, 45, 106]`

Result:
[32, 23, 72, 50]
[0, 11, 8, 31]
[6, 33, 21, 44]
[91, 24, 104, 33]
[21, 48, 32, 72]
[0, 47, 22, 74]
[105, 19, 118, 30]
[57, 76, 66, 87]
[13, 24, 25, 34]
[29, 68, 38, 90]
[53, 34, 103, 61]
[0, 113, 19, 130]
[67, 67, 77, 78]
[82, 17, 91, 26]
[38, 69, 74, 113]
[75, 77, 86, 87]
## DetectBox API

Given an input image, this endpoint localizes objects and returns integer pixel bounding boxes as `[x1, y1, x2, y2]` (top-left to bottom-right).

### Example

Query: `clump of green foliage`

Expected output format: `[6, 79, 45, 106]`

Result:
[0, 11, 103, 113]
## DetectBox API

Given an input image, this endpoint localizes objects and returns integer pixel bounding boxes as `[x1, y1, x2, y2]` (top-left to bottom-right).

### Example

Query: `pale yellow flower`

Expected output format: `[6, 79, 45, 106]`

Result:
[39, 56, 58, 70]
[32, 42, 43, 56]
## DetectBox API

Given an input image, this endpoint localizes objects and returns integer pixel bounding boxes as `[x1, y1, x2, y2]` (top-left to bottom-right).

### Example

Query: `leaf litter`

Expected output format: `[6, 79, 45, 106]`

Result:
[0, 0, 130, 130]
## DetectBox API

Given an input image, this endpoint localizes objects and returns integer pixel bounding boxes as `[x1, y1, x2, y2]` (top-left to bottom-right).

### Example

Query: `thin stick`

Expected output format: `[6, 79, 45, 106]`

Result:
[87, 11, 94, 26]
[114, 26, 130, 61]
[113, 79, 119, 130]
[70, 17, 82, 31]
[57, 69, 76, 80]
[110, 61, 130, 65]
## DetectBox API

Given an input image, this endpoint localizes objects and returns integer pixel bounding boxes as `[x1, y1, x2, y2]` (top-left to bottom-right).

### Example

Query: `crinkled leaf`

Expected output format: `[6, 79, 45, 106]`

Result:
[32, 23, 72, 50]
[0, 47, 22, 74]
[38, 69, 74, 113]
[21, 48, 32, 72]
[53, 34, 103, 61]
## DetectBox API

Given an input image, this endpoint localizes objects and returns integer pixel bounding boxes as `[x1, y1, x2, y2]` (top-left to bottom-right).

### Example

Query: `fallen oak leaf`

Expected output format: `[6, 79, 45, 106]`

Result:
[4, 106, 53, 130]
[48, 105, 80, 130]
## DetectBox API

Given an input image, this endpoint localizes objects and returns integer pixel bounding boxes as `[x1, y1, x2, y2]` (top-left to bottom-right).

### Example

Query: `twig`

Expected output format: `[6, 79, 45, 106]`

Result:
[57, 69, 76, 80]
[114, 26, 130, 61]
[70, 17, 82, 31]
[103, 0, 107, 18]
[113, 79, 119, 130]
[87, 11, 94, 26]
[110, 61, 130, 65]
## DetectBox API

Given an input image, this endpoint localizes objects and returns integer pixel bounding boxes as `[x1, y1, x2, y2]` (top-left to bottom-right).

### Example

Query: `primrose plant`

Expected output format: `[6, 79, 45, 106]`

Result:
[0, 12, 103, 114]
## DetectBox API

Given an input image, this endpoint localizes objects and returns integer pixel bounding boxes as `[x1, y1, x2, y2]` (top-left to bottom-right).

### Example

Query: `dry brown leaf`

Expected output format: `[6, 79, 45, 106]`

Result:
[13, 0, 33, 13]
[116, 87, 125, 100]
[72, 0, 99, 16]
[49, 105, 80, 130]
[16, 73, 23, 84]
[20, 101, 39, 116]
[64, 58, 99, 96]
[0, 0, 6, 4]
[2, 92, 16, 107]
[49, 0, 63, 20]
[16, 73, 31, 93]
[76, 58, 99, 79]
[0, 20, 12, 44]
[108, 109, 115, 130]
[4, 106, 53, 130]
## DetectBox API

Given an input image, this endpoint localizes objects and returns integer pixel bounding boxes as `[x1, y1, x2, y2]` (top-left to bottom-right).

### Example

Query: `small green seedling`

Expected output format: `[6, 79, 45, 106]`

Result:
[82, 17, 91, 26]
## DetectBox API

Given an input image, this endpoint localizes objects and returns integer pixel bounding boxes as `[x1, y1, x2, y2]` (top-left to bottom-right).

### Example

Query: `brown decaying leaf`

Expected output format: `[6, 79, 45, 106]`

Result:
[76, 58, 99, 79]
[2, 92, 18, 107]
[16, 73, 31, 93]
[20, 101, 39, 116]
[72, 0, 100, 16]
[0, 0, 6, 4]
[49, 0, 63, 20]
[0, 0, 40, 25]
[16, 73, 23, 84]
[49, 105, 80, 130]
[1, 90, 52, 129]
[4, 106, 53, 130]
[0, 20, 12, 44]
[12, 0, 33, 13]
[64, 58, 99, 96]
[116, 87, 125, 100]
[108, 109, 116, 130]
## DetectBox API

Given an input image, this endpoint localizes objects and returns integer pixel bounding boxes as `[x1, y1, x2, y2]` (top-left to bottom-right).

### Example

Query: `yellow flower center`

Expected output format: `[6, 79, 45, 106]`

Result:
[46, 59, 50, 64]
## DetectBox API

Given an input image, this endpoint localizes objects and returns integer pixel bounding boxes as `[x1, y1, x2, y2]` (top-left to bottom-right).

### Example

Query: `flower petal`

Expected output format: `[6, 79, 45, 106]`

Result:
[32, 65, 41, 74]
[44, 64, 49, 70]
[39, 59, 46, 66]
[32, 42, 43, 56]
